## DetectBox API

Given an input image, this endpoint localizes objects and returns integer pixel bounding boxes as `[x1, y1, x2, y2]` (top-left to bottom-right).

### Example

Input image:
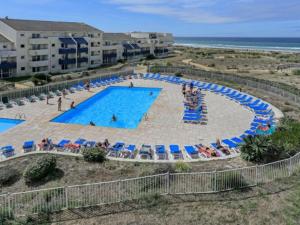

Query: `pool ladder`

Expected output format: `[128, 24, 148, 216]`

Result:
[15, 113, 26, 120]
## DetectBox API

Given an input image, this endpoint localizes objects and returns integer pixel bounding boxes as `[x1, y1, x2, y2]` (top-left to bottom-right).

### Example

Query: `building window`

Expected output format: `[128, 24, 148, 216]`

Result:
[52, 54, 55, 57]
[52, 43, 55, 47]
[32, 33, 40, 38]
[20, 44, 25, 48]
[3, 45, 7, 49]
[52, 65, 55, 69]
[21, 67, 25, 71]
[20, 34, 25, 37]
[21, 56, 25, 59]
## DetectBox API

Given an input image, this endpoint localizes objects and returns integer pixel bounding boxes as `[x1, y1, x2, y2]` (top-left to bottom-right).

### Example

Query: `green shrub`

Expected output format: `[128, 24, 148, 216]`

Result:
[174, 162, 192, 173]
[139, 193, 166, 208]
[292, 69, 300, 76]
[24, 155, 57, 183]
[175, 72, 182, 77]
[0, 208, 13, 223]
[240, 135, 277, 163]
[0, 168, 20, 186]
[82, 147, 106, 163]
[146, 54, 156, 60]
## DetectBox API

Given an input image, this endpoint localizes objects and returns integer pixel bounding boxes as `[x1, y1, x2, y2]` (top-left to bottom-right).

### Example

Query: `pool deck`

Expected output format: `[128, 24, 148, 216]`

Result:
[0, 78, 283, 161]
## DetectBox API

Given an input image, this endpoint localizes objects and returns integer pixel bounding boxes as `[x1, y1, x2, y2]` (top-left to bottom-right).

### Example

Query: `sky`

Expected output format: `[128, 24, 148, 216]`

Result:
[1, 0, 300, 37]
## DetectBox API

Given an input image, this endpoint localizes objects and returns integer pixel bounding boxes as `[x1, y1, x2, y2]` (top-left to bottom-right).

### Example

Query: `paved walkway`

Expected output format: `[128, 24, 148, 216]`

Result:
[0, 78, 283, 161]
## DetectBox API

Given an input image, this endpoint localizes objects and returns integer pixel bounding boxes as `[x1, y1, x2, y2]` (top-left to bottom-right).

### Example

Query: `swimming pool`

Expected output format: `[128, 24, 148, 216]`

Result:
[52, 86, 162, 129]
[0, 118, 24, 133]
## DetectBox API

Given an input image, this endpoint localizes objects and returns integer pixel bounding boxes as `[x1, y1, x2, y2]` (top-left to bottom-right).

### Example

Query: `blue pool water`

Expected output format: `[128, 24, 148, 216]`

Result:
[0, 118, 24, 133]
[52, 86, 162, 129]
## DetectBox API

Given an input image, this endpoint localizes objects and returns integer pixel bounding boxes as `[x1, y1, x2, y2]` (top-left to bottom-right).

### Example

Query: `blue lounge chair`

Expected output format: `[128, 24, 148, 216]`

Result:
[85, 141, 96, 148]
[222, 139, 238, 149]
[231, 137, 244, 144]
[245, 99, 260, 107]
[1, 146, 15, 158]
[214, 86, 226, 93]
[56, 139, 71, 151]
[240, 97, 253, 104]
[155, 145, 167, 160]
[169, 145, 182, 159]
[23, 141, 36, 153]
[184, 146, 199, 159]
[74, 138, 86, 146]
[109, 142, 125, 157]
[245, 130, 256, 136]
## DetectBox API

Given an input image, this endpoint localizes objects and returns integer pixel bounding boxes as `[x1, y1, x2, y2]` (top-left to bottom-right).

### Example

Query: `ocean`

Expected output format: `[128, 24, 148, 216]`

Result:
[174, 37, 300, 52]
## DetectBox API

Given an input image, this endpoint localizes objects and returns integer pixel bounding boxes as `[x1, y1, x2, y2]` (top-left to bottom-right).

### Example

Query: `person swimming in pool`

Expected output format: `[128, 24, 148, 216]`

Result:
[90, 121, 96, 126]
[112, 114, 117, 122]
[149, 92, 153, 96]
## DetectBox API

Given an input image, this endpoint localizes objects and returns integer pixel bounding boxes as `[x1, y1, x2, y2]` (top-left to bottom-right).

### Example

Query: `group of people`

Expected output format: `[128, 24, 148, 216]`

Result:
[57, 97, 75, 111]
[182, 83, 202, 110]
[96, 139, 111, 150]
[38, 138, 53, 151]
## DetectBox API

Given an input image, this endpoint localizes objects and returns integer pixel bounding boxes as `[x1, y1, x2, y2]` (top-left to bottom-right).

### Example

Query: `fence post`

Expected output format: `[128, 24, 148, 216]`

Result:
[167, 172, 170, 195]
[288, 158, 292, 177]
[7, 193, 11, 218]
[255, 165, 258, 185]
[65, 186, 69, 209]
[118, 179, 122, 202]
[214, 170, 217, 192]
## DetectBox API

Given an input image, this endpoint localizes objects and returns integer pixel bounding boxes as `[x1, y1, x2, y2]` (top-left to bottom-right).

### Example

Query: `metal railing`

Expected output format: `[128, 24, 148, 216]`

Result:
[149, 66, 300, 105]
[0, 68, 133, 102]
[1, 152, 300, 218]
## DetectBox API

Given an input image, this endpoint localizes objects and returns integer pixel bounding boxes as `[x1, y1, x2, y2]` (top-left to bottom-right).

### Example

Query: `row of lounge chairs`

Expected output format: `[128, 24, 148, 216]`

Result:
[141, 73, 276, 151]
[0, 76, 122, 110]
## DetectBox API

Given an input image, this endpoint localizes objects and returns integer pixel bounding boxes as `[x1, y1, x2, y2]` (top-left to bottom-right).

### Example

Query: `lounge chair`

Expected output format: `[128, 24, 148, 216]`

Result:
[65, 138, 86, 153]
[211, 143, 231, 156]
[184, 146, 199, 159]
[109, 142, 125, 157]
[139, 144, 153, 160]
[120, 145, 136, 159]
[155, 145, 167, 160]
[195, 144, 220, 158]
[84, 141, 96, 148]
[222, 139, 238, 149]
[39, 93, 47, 100]
[23, 141, 36, 153]
[1, 146, 15, 158]
[56, 139, 71, 151]
[169, 145, 182, 160]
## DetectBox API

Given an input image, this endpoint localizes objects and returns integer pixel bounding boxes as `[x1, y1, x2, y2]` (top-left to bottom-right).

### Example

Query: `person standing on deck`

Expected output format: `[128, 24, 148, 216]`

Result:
[58, 97, 62, 111]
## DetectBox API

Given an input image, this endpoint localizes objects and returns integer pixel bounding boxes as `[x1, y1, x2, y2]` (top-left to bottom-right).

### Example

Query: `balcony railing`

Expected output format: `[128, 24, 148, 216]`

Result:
[59, 58, 76, 65]
[78, 48, 88, 53]
[103, 53, 117, 58]
[0, 62, 17, 69]
[59, 48, 76, 54]
[77, 57, 88, 63]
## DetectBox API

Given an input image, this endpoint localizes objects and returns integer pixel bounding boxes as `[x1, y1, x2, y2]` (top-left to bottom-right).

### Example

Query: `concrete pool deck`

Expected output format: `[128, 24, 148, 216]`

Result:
[0, 78, 283, 161]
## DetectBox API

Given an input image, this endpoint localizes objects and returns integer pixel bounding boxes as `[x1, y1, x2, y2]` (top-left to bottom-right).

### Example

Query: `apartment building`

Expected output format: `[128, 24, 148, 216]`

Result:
[0, 34, 17, 78]
[0, 18, 173, 78]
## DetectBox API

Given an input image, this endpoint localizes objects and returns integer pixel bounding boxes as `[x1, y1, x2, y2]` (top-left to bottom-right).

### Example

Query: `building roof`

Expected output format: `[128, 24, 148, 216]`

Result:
[0, 18, 103, 32]
[0, 33, 11, 43]
[103, 33, 133, 41]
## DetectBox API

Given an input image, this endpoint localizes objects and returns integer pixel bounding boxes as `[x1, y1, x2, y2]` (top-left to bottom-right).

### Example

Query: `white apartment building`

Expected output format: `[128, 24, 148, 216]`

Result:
[0, 18, 174, 78]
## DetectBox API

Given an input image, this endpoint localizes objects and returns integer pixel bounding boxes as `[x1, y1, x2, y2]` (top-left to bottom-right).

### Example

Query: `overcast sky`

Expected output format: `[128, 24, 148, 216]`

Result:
[1, 0, 300, 37]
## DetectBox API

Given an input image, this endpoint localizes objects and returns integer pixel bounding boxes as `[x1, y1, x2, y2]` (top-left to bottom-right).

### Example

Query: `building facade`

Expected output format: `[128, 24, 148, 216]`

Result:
[0, 18, 174, 78]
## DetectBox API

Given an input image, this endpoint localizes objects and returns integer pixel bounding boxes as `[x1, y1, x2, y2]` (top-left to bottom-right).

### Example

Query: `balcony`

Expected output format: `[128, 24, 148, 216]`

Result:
[29, 60, 48, 67]
[0, 50, 17, 57]
[29, 38, 49, 45]
[103, 53, 117, 58]
[29, 49, 49, 56]
[59, 48, 76, 54]
[77, 57, 88, 63]
[59, 58, 76, 65]
[0, 62, 17, 69]
[78, 47, 88, 53]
